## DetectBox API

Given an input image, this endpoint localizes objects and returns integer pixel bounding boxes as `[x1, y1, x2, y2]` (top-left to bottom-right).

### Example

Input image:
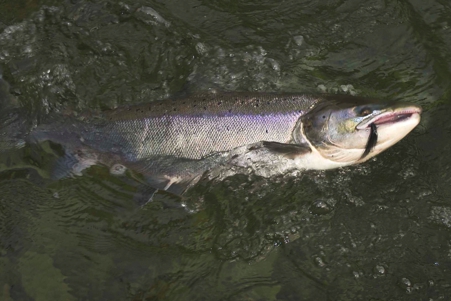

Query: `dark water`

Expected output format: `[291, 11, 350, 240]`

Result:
[0, 0, 450, 300]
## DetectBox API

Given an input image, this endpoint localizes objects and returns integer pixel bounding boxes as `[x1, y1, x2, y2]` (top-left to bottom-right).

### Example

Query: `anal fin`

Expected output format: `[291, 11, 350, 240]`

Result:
[126, 156, 206, 197]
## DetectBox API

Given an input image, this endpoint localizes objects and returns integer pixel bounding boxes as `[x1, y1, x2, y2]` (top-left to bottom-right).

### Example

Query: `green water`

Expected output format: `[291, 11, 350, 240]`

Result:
[0, 0, 450, 300]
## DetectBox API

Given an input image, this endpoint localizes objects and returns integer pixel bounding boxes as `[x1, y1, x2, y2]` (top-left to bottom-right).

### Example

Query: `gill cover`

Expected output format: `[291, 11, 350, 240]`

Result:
[300, 96, 398, 164]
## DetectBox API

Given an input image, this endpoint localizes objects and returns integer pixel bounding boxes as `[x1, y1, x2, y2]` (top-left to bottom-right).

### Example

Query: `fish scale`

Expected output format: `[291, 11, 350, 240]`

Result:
[0, 88, 421, 196]
[108, 113, 301, 160]
[79, 93, 317, 161]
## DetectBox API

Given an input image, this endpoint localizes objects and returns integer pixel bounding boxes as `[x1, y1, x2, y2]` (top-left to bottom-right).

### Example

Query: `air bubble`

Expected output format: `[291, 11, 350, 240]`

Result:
[373, 265, 386, 275]
[398, 277, 412, 290]
[313, 256, 326, 267]
[309, 198, 335, 215]
[195, 42, 208, 55]
[293, 35, 304, 46]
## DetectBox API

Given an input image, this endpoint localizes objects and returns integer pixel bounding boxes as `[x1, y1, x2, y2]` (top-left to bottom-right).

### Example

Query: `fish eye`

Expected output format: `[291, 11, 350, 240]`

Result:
[359, 107, 372, 117]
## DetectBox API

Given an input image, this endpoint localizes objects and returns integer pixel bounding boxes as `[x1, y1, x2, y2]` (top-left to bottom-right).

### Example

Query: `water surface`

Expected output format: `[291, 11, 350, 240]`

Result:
[0, 0, 450, 300]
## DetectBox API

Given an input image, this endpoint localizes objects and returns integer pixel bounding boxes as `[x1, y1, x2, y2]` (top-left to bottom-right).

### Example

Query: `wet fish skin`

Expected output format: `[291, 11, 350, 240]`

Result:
[76, 92, 319, 161]
[28, 92, 318, 194]
[2, 90, 422, 195]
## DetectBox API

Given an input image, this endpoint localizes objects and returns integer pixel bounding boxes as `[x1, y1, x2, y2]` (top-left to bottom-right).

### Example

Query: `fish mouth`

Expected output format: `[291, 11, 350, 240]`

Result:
[356, 105, 422, 130]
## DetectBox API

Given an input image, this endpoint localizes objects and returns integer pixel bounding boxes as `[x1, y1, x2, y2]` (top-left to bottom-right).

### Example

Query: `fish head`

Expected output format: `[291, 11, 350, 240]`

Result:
[300, 96, 422, 165]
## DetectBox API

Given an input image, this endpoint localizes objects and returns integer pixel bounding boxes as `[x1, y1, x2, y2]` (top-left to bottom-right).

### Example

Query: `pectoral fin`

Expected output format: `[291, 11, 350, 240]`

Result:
[259, 141, 311, 159]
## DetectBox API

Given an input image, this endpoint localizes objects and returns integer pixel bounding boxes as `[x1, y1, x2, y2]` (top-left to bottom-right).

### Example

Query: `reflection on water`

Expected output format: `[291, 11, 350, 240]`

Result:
[0, 0, 450, 300]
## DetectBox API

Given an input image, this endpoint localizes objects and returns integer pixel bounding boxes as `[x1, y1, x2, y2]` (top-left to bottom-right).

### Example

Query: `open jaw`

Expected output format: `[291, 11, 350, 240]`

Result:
[356, 106, 422, 130]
